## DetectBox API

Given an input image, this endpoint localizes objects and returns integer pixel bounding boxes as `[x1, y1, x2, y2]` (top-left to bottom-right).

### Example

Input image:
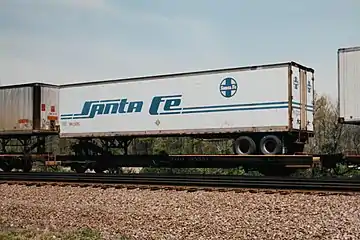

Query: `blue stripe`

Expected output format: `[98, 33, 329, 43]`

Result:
[182, 101, 288, 111]
[168, 107, 182, 111]
[100, 99, 121, 103]
[181, 105, 288, 114]
[72, 116, 93, 119]
[60, 100, 315, 120]
[160, 112, 182, 115]
[158, 94, 182, 98]
[292, 101, 314, 109]
[292, 106, 314, 112]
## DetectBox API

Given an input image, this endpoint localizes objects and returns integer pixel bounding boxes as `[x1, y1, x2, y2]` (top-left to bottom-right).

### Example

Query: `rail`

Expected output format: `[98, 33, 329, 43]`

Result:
[1, 172, 360, 193]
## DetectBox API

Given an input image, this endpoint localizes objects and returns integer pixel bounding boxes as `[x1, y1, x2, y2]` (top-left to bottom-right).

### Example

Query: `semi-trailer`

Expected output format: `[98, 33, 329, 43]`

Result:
[59, 61, 314, 156]
[56, 61, 315, 174]
[0, 83, 59, 172]
[0, 47, 359, 176]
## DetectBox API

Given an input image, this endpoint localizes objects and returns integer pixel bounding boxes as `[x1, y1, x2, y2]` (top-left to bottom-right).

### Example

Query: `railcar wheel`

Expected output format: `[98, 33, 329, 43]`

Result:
[233, 136, 256, 155]
[259, 135, 282, 155]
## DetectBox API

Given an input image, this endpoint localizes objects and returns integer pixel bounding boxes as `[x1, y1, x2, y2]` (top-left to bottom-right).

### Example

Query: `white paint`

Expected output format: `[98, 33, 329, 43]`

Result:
[291, 65, 314, 131]
[338, 47, 360, 123]
[41, 86, 60, 130]
[306, 69, 314, 132]
[59, 63, 314, 137]
[292, 66, 301, 130]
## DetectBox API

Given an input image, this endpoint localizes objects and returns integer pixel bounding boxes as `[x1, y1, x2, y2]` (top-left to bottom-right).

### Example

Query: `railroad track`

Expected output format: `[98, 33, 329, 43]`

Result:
[1, 172, 360, 194]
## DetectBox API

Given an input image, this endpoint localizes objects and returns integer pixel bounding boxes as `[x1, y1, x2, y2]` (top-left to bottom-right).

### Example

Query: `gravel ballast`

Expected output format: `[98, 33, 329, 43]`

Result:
[1, 184, 360, 240]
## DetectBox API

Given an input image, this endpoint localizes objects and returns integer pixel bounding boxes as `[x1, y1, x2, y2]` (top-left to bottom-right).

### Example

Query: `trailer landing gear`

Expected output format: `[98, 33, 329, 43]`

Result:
[70, 138, 133, 173]
[0, 135, 48, 172]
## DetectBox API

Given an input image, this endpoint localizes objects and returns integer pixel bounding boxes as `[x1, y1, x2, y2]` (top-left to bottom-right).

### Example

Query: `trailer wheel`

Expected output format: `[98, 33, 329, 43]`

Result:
[259, 135, 282, 155]
[233, 136, 256, 155]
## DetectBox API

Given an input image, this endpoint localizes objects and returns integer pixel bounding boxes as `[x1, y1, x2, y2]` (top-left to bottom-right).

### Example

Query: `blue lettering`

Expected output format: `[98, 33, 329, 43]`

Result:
[74, 98, 144, 119]
[79, 101, 99, 116]
[128, 101, 143, 113]
[67, 95, 184, 119]
[149, 95, 182, 115]
[164, 98, 181, 111]
[118, 99, 128, 113]
[89, 104, 105, 118]
[104, 103, 119, 114]
[149, 97, 163, 115]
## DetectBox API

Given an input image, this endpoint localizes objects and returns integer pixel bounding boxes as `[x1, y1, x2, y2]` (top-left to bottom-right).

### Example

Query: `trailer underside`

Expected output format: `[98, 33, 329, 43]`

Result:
[0, 130, 348, 177]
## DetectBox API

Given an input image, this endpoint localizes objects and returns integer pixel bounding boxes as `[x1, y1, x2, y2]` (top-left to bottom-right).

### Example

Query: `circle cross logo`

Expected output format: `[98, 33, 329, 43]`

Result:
[220, 77, 238, 98]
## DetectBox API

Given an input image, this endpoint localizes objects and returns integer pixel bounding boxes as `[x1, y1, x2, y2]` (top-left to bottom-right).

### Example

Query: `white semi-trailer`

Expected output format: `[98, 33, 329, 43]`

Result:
[59, 61, 314, 155]
[338, 46, 360, 125]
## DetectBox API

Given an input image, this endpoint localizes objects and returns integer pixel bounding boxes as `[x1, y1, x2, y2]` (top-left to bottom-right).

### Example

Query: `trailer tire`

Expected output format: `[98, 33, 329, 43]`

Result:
[233, 136, 256, 155]
[259, 135, 282, 155]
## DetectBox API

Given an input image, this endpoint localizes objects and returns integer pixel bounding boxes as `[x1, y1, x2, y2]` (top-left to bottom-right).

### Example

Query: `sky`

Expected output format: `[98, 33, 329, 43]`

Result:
[0, 0, 359, 102]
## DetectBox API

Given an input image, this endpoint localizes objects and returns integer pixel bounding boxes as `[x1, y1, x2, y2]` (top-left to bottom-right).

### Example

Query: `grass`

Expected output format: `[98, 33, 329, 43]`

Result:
[0, 227, 131, 240]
